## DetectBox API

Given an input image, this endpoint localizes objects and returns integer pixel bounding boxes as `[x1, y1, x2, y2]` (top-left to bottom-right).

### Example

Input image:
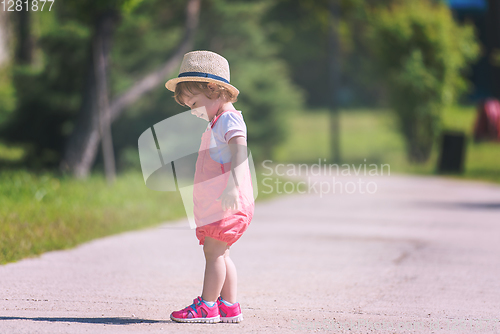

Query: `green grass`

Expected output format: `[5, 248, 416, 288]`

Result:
[273, 105, 500, 184]
[0, 165, 295, 265]
[1, 103, 497, 264]
[440, 105, 500, 184]
[0, 168, 184, 264]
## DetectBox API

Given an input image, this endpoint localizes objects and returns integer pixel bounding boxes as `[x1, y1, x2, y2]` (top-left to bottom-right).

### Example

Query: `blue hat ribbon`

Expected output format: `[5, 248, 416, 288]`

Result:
[178, 71, 229, 84]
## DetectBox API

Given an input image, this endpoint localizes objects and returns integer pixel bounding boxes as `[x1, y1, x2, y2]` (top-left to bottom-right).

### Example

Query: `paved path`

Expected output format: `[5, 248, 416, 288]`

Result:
[1, 171, 500, 333]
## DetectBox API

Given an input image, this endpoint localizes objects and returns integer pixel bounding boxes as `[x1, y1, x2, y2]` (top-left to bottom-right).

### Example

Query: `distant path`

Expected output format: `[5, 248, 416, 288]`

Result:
[1, 171, 500, 333]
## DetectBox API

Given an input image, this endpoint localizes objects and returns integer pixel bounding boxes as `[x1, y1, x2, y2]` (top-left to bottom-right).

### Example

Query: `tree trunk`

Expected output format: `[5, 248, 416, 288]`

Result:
[405, 113, 434, 163]
[59, 43, 99, 178]
[59, 0, 201, 179]
[328, 0, 341, 164]
[14, 10, 32, 65]
[93, 10, 118, 185]
[0, 10, 12, 66]
[59, 11, 119, 179]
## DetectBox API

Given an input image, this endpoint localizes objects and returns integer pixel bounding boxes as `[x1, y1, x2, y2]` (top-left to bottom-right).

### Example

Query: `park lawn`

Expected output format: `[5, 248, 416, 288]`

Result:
[0, 168, 185, 264]
[0, 165, 294, 265]
[440, 104, 500, 184]
[273, 105, 500, 183]
[1, 104, 497, 264]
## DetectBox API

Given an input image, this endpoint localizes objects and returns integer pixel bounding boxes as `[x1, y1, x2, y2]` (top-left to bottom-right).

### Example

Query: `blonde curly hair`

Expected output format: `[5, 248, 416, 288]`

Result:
[174, 81, 238, 107]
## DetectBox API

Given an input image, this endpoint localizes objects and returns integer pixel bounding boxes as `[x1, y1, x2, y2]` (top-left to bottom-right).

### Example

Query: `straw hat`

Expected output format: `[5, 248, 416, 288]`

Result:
[165, 50, 239, 96]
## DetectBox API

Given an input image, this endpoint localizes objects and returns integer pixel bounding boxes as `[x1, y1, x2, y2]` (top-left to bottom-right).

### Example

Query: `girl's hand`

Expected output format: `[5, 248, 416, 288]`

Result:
[216, 186, 239, 211]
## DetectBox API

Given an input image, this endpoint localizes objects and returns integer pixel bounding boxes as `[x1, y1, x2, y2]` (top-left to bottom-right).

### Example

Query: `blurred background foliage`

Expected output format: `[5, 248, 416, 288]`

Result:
[367, 0, 480, 163]
[1, 0, 498, 263]
[0, 0, 307, 171]
[0, 0, 484, 171]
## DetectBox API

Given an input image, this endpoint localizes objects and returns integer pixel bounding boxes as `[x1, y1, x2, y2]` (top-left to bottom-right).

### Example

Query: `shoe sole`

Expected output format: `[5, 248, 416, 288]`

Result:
[220, 314, 243, 323]
[170, 314, 220, 323]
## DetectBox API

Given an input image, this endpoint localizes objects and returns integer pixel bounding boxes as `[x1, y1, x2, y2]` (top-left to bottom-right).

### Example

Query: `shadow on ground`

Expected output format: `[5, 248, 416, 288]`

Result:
[0, 316, 168, 325]
[414, 201, 500, 210]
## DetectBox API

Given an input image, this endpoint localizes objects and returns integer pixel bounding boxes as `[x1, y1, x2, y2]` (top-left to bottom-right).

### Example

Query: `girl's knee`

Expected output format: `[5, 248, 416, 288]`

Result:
[203, 237, 228, 259]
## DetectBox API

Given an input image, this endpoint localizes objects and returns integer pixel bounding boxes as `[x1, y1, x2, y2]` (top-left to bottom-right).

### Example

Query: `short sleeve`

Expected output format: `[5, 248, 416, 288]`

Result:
[214, 111, 247, 144]
[225, 129, 246, 142]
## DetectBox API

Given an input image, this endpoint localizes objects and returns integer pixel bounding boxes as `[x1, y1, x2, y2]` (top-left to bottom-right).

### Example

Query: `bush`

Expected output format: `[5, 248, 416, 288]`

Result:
[366, 0, 480, 163]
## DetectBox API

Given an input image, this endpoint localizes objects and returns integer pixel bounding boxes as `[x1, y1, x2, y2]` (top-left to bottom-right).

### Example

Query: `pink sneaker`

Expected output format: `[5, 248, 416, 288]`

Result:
[170, 296, 220, 323]
[217, 297, 244, 323]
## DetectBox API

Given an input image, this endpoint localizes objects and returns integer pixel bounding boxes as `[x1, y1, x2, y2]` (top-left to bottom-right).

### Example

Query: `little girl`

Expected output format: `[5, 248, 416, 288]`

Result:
[164, 50, 255, 323]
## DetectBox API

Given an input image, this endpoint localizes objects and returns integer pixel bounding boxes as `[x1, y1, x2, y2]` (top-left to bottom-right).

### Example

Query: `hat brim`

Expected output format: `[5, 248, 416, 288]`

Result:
[165, 77, 239, 96]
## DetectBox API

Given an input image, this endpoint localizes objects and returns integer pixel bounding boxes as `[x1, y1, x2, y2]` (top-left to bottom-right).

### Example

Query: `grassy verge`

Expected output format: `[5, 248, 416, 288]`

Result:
[3, 103, 495, 264]
[0, 165, 296, 265]
[273, 105, 500, 184]
[0, 168, 181, 264]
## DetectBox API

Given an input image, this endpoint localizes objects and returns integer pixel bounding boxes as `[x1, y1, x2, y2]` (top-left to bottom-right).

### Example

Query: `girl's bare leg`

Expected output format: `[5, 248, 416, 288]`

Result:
[220, 248, 237, 304]
[201, 236, 228, 302]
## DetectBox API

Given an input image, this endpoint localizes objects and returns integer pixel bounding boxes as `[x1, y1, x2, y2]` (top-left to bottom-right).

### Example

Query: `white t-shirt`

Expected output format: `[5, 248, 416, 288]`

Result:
[208, 110, 247, 164]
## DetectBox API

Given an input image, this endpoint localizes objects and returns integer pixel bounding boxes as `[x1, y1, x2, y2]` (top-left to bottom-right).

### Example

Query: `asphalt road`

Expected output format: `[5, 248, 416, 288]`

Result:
[1, 171, 500, 333]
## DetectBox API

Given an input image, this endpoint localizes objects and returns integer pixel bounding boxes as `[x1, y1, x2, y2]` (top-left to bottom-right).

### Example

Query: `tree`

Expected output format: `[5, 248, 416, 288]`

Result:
[59, 0, 201, 179]
[0, 10, 13, 66]
[193, 0, 305, 163]
[0, 10, 16, 128]
[93, 10, 119, 184]
[366, 0, 481, 163]
[1, 0, 304, 173]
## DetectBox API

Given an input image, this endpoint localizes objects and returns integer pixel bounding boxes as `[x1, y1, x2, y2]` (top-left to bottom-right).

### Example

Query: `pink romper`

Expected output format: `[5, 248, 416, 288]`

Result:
[193, 110, 254, 247]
